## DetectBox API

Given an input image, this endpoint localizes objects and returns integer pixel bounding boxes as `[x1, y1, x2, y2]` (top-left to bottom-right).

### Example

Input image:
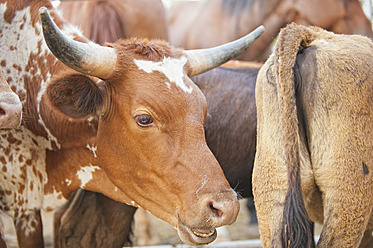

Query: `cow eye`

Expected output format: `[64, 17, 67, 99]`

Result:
[135, 114, 154, 127]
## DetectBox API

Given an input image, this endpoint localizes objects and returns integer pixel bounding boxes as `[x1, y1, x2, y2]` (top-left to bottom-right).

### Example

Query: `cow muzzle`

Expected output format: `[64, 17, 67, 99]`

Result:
[176, 189, 239, 245]
[0, 92, 22, 129]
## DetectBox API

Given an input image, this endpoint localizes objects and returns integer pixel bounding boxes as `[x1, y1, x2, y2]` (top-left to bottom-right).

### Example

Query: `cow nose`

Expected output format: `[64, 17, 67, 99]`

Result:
[202, 189, 240, 226]
[0, 100, 22, 129]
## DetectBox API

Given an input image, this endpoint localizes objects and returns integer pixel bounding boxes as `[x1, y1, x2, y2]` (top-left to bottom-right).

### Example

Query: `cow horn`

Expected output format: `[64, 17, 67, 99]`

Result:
[39, 7, 117, 79]
[184, 25, 265, 76]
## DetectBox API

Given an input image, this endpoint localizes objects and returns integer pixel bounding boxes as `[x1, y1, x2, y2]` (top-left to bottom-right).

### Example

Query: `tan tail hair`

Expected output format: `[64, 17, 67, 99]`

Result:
[274, 23, 317, 248]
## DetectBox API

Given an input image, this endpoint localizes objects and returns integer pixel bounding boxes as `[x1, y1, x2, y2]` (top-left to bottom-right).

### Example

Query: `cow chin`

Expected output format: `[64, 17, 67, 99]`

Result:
[177, 216, 217, 245]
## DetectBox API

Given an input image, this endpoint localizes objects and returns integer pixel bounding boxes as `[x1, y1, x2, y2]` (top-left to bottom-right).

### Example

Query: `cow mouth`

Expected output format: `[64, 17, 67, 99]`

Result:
[177, 217, 217, 245]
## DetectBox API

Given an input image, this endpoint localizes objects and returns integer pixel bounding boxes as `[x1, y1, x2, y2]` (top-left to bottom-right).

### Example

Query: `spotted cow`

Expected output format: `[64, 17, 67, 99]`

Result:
[0, 1, 264, 247]
[0, 67, 21, 248]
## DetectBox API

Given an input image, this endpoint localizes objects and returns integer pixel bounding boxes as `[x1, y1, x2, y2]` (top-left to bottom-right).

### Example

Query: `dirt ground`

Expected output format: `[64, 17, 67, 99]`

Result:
[2, 199, 260, 247]
[2, 198, 322, 247]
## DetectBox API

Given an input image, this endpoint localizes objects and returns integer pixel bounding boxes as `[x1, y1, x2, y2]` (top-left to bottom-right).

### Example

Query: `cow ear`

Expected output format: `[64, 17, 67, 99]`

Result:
[46, 73, 105, 118]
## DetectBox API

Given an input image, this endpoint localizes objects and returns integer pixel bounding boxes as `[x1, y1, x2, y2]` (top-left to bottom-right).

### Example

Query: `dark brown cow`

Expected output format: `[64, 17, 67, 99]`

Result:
[58, 0, 169, 44]
[254, 23, 373, 247]
[194, 63, 260, 199]
[168, 0, 373, 62]
[0, 69, 22, 129]
[0, 1, 264, 247]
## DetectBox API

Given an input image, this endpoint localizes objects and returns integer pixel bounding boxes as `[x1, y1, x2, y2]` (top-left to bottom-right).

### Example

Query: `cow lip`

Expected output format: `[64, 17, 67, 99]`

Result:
[191, 228, 216, 238]
[177, 216, 217, 245]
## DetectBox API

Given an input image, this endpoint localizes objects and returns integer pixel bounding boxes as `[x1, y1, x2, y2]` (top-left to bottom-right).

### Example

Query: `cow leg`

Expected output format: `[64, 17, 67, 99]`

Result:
[359, 229, 373, 248]
[0, 236, 5, 248]
[253, 75, 290, 247]
[54, 189, 83, 248]
[317, 200, 372, 247]
[316, 170, 373, 247]
[14, 210, 44, 248]
[55, 190, 137, 248]
[246, 197, 257, 224]
[252, 156, 289, 247]
[0, 216, 7, 248]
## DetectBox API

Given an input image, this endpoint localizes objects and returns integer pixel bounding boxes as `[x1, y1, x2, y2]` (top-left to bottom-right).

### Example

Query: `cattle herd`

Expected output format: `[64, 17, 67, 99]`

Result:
[0, 0, 372, 248]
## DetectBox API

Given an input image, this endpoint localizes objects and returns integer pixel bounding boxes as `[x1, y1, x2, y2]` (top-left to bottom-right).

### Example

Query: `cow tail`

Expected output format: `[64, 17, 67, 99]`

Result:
[274, 23, 316, 248]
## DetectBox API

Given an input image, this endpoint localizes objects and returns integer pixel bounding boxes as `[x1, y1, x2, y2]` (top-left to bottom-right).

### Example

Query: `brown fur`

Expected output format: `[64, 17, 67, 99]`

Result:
[0, 1, 240, 247]
[59, 0, 168, 44]
[107, 38, 182, 64]
[254, 23, 373, 247]
[58, 64, 261, 247]
[168, 0, 373, 62]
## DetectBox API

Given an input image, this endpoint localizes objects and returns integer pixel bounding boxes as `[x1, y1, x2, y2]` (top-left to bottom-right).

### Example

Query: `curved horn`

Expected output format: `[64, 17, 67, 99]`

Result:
[39, 7, 117, 79]
[184, 25, 265, 76]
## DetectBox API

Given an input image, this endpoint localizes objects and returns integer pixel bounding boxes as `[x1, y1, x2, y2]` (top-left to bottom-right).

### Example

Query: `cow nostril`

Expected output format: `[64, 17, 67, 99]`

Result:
[0, 108, 5, 115]
[209, 202, 223, 218]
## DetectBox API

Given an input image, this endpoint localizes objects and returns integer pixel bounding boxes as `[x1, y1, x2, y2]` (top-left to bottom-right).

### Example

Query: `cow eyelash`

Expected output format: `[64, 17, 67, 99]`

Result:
[135, 114, 154, 128]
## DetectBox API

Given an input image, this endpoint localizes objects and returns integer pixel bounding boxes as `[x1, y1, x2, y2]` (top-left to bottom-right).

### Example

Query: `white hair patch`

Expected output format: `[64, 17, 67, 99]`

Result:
[134, 56, 193, 93]
[76, 164, 101, 188]
[86, 144, 98, 158]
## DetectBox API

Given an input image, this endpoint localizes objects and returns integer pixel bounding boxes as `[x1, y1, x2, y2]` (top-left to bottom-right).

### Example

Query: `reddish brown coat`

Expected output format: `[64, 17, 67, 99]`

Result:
[0, 1, 244, 246]
[168, 0, 373, 61]
[58, 0, 169, 44]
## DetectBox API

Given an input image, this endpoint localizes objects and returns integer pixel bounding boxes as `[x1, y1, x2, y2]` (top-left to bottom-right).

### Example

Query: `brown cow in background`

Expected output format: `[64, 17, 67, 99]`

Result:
[58, 0, 169, 44]
[168, 0, 373, 62]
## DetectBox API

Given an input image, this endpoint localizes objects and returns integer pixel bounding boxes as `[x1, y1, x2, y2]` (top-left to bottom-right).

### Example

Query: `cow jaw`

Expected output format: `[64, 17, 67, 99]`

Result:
[177, 219, 217, 245]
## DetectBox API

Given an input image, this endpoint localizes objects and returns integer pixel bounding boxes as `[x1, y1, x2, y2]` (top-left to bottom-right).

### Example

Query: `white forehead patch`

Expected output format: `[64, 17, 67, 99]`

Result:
[134, 56, 193, 93]
[76, 164, 101, 188]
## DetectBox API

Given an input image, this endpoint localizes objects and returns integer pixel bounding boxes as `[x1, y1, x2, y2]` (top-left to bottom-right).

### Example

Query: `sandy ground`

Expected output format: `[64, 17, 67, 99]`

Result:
[1, 199, 260, 247]
[2, 198, 323, 247]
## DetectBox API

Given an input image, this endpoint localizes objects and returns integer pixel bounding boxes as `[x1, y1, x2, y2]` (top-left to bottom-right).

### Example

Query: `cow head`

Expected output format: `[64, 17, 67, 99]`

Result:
[0, 69, 22, 129]
[39, 7, 264, 245]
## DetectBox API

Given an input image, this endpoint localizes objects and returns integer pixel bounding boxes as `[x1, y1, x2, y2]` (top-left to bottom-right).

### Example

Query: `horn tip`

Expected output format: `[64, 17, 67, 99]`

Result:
[256, 25, 265, 35]
[39, 6, 48, 15]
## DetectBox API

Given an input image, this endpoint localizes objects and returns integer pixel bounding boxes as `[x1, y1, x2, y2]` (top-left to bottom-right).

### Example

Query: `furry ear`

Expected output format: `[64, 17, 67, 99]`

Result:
[46, 74, 105, 118]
